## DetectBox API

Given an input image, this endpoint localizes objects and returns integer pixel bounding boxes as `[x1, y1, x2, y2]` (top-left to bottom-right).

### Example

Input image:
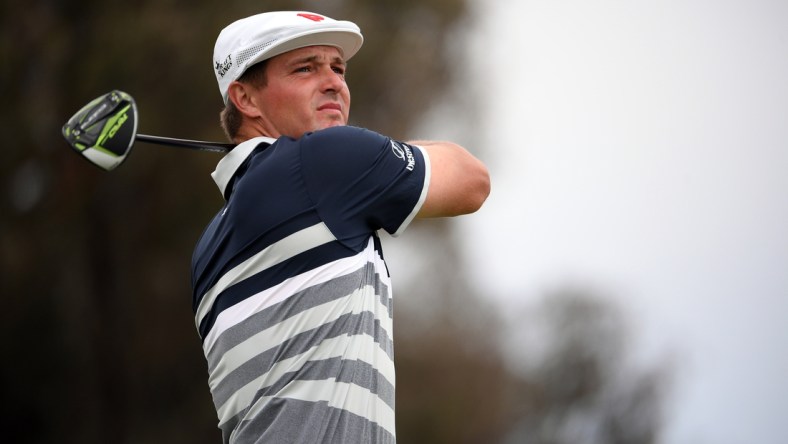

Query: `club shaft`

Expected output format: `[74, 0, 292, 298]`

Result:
[136, 133, 233, 153]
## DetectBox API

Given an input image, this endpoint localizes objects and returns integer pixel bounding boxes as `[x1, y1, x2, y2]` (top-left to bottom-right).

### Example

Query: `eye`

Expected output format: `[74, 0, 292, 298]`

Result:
[332, 66, 346, 76]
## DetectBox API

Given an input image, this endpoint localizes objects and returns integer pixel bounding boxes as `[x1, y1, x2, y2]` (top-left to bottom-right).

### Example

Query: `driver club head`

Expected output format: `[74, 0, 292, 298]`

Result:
[62, 90, 138, 171]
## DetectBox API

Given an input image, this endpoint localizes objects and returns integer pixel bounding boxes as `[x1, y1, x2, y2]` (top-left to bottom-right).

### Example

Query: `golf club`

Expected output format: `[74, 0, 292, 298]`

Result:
[62, 90, 234, 171]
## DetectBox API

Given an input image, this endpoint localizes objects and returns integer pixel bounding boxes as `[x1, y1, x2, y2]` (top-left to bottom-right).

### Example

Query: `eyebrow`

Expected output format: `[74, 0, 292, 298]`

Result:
[288, 54, 346, 67]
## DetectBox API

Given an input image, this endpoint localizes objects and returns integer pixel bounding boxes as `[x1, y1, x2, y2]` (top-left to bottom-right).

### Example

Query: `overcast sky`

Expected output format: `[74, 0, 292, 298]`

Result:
[442, 0, 788, 443]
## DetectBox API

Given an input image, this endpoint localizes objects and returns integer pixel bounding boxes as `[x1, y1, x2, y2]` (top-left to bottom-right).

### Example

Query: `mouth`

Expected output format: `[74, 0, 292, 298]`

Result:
[317, 103, 342, 112]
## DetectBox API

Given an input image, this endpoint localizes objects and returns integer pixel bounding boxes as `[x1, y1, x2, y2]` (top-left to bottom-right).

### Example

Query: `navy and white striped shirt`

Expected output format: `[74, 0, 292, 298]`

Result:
[191, 126, 430, 443]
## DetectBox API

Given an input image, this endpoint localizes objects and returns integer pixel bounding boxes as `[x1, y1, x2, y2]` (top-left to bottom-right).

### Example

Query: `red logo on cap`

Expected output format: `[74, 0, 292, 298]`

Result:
[297, 13, 325, 22]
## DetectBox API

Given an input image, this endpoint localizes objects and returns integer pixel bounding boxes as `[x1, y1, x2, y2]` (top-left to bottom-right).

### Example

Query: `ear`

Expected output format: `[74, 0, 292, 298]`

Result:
[227, 81, 262, 118]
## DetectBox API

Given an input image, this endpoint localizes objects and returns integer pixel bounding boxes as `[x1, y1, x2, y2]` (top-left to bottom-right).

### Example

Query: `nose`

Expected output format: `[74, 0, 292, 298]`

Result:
[319, 67, 345, 94]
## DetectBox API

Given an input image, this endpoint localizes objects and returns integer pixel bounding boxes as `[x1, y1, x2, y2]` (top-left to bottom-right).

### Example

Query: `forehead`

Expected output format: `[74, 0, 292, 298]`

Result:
[271, 45, 345, 64]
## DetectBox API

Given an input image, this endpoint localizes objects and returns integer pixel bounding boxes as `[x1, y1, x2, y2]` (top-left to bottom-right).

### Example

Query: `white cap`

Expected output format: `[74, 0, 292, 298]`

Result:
[213, 11, 364, 104]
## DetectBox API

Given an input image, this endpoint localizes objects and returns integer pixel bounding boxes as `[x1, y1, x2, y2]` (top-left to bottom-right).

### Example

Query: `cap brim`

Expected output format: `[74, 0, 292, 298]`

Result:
[242, 28, 363, 75]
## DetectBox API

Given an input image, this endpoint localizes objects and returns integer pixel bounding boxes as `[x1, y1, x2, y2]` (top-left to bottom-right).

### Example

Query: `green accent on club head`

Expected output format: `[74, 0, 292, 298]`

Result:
[93, 104, 132, 155]
[62, 90, 139, 171]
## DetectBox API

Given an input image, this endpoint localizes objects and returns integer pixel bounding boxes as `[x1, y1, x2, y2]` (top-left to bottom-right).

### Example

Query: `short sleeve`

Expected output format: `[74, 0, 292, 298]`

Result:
[300, 126, 430, 242]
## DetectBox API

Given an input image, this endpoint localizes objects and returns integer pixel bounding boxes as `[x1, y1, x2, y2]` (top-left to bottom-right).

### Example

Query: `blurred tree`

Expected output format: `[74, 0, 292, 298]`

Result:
[388, 221, 671, 444]
[2, 1, 670, 443]
[1, 0, 472, 443]
[500, 290, 671, 444]
[391, 221, 517, 444]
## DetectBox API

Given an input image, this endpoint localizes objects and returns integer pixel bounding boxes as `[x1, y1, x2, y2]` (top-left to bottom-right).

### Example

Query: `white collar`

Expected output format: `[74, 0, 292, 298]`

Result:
[211, 136, 276, 198]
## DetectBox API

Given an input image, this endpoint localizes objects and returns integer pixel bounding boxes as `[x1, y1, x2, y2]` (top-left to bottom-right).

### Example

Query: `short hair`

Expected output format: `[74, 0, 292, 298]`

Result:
[220, 60, 269, 142]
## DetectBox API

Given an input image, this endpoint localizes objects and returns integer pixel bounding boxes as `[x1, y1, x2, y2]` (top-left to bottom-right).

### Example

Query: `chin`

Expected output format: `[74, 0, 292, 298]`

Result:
[319, 121, 346, 130]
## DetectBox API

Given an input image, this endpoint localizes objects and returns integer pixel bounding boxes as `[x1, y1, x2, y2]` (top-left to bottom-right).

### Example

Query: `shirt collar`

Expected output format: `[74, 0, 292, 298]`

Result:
[211, 136, 276, 198]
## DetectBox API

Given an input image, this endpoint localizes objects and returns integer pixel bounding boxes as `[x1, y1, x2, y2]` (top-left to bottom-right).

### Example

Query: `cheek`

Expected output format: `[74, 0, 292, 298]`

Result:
[270, 91, 306, 119]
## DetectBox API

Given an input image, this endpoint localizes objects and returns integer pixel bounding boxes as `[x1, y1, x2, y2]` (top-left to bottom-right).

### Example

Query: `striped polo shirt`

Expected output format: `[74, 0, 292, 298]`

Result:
[191, 126, 430, 443]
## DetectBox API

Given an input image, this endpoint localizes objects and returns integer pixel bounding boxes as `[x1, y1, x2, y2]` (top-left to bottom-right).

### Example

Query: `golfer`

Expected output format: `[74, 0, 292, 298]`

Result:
[191, 11, 490, 443]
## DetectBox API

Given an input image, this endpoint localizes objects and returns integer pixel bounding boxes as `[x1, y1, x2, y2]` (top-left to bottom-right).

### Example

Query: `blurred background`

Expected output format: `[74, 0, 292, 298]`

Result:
[2, 0, 786, 443]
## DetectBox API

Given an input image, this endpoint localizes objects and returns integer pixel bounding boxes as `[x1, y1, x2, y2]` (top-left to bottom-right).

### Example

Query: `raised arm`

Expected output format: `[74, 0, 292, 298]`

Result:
[411, 140, 491, 218]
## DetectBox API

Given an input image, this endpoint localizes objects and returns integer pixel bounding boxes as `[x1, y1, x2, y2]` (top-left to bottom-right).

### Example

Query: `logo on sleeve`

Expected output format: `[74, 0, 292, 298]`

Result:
[390, 141, 415, 172]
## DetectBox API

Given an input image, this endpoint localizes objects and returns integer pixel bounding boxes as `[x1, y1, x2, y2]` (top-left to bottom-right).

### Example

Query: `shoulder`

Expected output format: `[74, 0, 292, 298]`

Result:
[299, 126, 389, 153]
[297, 126, 394, 176]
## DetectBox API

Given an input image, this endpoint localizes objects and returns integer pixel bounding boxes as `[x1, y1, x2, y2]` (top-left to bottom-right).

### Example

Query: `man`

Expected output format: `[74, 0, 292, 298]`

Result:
[191, 11, 490, 443]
